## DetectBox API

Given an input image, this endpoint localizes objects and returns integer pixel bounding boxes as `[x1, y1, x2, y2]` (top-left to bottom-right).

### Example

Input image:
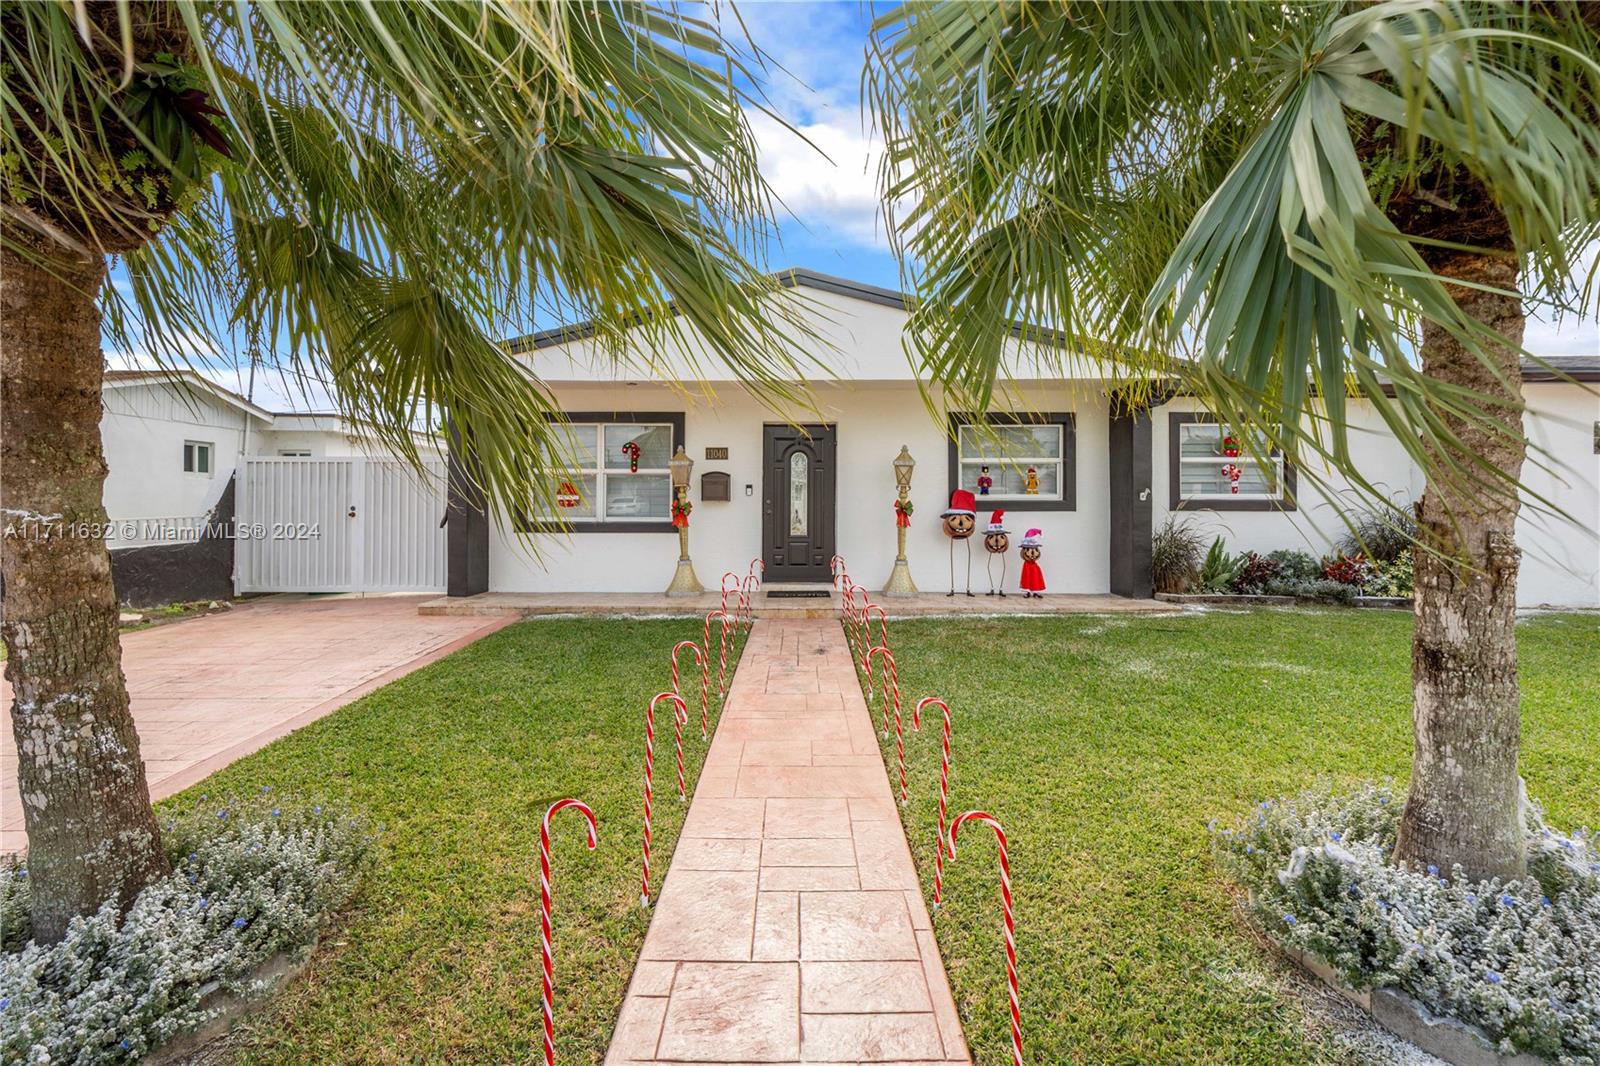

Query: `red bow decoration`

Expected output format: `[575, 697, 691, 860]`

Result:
[672, 497, 692, 528]
[621, 440, 641, 473]
[894, 498, 913, 527]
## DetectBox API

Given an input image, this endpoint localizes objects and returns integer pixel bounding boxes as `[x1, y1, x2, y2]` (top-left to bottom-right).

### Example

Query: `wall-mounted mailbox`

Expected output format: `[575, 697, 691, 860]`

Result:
[700, 471, 731, 501]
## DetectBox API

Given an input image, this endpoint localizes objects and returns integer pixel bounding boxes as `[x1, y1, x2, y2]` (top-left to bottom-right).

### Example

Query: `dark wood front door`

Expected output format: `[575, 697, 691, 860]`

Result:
[762, 424, 836, 582]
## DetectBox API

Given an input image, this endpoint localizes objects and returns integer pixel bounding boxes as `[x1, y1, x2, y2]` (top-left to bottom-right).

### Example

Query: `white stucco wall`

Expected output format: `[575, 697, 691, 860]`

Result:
[489, 379, 1114, 596]
[101, 382, 257, 523]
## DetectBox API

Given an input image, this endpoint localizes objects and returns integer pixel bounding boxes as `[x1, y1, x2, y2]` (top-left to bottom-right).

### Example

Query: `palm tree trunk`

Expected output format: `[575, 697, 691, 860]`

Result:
[1393, 253, 1527, 883]
[1, 245, 170, 942]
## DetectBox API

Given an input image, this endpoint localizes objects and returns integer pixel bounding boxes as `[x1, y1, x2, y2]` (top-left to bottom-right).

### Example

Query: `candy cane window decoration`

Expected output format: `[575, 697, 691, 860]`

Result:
[540, 798, 598, 1066]
[640, 691, 687, 908]
[916, 697, 956, 908]
[703, 609, 731, 697]
[948, 810, 1022, 1066]
[671, 640, 710, 739]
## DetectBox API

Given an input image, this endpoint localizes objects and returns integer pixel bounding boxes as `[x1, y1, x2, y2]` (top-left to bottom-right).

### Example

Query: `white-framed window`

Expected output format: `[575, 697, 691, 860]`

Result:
[542, 421, 674, 523]
[1175, 421, 1285, 502]
[278, 448, 312, 457]
[955, 419, 1071, 504]
[183, 440, 214, 476]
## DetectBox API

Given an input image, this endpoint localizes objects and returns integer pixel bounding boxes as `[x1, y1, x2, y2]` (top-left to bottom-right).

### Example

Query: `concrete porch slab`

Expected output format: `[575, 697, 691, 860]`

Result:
[417, 590, 1173, 618]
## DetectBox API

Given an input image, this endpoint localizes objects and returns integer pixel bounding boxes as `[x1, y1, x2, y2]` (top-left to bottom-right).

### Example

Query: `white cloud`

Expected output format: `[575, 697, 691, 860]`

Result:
[748, 108, 889, 250]
[1523, 239, 1599, 358]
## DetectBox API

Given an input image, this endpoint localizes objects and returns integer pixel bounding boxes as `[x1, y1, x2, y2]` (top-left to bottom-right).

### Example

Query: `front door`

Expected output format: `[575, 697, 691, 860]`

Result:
[762, 424, 836, 582]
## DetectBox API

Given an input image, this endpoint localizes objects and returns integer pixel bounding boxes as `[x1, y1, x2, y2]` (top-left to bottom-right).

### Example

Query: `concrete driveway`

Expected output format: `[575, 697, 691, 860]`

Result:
[2, 596, 511, 854]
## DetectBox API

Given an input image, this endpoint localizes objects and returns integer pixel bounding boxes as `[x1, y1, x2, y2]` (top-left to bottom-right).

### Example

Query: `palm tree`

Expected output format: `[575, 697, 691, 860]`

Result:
[2, 0, 801, 942]
[868, 1, 1600, 881]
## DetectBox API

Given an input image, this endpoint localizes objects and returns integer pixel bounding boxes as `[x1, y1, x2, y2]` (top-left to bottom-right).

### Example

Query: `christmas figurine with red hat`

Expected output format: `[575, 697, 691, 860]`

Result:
[982, 510, 1010, 597]
[1019, 528, 1046, 598]
[941, 488, 978, 598]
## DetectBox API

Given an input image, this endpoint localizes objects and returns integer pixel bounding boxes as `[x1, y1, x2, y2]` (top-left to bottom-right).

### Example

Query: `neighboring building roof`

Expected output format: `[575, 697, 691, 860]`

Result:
[1521, 355, 1600, 383]
[103, 369, 275, 421]
[270, 411, 442, 442]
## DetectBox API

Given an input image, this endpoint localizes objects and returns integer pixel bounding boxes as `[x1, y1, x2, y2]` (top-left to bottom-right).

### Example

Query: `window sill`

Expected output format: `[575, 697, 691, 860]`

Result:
[1173, 496, 1296, 513]
[514, 518, 676, 534]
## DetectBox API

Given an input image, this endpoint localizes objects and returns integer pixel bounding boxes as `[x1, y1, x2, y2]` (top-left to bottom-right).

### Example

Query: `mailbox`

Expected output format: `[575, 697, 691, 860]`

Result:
[700, 471, 731, 502]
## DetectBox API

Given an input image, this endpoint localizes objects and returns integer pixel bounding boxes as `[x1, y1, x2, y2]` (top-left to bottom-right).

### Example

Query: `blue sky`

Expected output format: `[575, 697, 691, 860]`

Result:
[110, 1, 1594, 410]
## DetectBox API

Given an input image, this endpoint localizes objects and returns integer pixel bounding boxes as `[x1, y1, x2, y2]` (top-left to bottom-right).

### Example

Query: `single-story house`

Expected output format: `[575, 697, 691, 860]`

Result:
[444, 269, 1599, 608]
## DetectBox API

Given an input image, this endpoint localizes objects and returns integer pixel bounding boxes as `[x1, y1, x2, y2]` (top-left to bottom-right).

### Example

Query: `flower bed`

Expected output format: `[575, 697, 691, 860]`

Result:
[1211, 784, 1599, 1064]
[1, 794, 372, 1064]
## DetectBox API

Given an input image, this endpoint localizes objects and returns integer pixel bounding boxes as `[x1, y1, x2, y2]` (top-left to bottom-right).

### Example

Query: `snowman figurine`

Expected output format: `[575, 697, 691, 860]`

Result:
[1019, 528, 1046, 598]
[941, 489, 978, 598]
[982, 510, 1010, 596]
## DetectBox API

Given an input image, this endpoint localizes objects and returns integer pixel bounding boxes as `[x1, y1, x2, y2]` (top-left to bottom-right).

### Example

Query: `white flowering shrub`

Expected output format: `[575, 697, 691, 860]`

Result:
[1211, 782, 1599, 1064]
[0, 793, 372, 1064]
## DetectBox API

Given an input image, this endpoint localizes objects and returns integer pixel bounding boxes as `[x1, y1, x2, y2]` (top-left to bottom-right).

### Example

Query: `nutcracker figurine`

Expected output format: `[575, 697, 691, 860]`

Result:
[941, 489, 978, 598]
[976, 465, 993, 495]
[982, 510, 1010, 597]
[1019, 528, 1046, 598]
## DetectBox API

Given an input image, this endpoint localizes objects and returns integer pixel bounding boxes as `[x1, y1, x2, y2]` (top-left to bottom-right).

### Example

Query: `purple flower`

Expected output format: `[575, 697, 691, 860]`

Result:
[14, 869, 24, 880]
[271, 809, 281, 818]
[232, 917, 248, 929]
[1407, 943, 1423, 953]
[1283, 914, 1297, 926]
[1541, 896, 1552, 908]
[121, 1038, 132, 1050]
[217, 809, 228, 820]
[196, 898, 209, 910]
[1485, 971, 1503, 985]
[1426, 864, 1439, 877]
[1329, 831, 1342, 842]
[0, 998, 9, 1011]
[1499, 894, 1516, 907]
[261, 785, 271, 794]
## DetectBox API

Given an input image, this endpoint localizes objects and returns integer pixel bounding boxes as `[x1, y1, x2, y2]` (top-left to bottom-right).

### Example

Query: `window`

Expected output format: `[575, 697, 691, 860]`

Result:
[278, 449, 312, 458]
[947, 413, 1076, 511]
[522, 412, 684, 531]
[183, 440, 214, 476]
[1168, 413, 1295, 511]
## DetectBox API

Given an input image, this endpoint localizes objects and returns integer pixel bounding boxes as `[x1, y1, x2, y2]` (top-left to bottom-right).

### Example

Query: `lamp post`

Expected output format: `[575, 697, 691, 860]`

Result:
[665, 444, 705, 596]
[883, 444, 918, 597]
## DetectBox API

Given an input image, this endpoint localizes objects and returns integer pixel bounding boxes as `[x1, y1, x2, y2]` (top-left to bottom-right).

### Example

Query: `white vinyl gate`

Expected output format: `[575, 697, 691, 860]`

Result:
[234, 457, 448, 594]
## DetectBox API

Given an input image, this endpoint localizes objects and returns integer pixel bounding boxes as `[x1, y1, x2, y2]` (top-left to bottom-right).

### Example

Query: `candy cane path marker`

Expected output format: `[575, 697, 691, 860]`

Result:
[540, 798, 598, 1066]
[949, 810, 1022, 1066]
[861, 602, 889, 703]
[916, 696, 955, 907]
[703, 609, 730, 696]
[671, 640, 709, 739]
[641, 691, 687, 908]
[865, 646, 912, 802]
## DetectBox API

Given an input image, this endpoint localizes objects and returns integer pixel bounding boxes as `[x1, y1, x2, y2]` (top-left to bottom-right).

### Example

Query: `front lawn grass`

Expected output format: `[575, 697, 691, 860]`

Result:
[878, 609, 1600, 1066]
[159, 617, 738, 1065]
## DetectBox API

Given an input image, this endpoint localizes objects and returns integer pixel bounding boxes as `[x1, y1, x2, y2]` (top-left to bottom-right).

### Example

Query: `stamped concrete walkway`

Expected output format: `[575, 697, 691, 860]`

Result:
[2, 596, 510, 853]
[607, 617, 968, 1065]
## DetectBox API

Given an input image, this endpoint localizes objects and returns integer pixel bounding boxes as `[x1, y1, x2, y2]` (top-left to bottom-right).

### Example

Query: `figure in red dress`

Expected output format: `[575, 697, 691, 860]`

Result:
[1019, 527, 1046, 598]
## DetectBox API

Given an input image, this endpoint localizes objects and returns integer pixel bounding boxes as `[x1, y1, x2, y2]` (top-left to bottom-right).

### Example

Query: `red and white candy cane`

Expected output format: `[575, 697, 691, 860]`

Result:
[850, 585, 873, 669]
[830, 554, 846, 587]
[641, 691, 687, 907]
[860, 602, 890, 703]
[720, 571, 740, 626]
[948, 811, 1021, 1066]
[744, 558, 764, 630]
[703, 609, 731, 696]
[865, 646, 914, 801]
[671, 640, 710, 739]
[839, 580, 857, 649]
[916, 696, 955, 907]
[540, 798, 598, 1066]
[737, 573, 755, 633]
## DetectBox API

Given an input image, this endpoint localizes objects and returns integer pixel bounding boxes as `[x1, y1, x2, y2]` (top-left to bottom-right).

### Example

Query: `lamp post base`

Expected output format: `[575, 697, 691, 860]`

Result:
[665, 558, 705, 597]
[882, 558, 918, 598]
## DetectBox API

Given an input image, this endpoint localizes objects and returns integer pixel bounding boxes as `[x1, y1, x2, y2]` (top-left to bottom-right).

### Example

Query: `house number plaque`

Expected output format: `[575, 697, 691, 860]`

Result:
[704, 446, 729, 460]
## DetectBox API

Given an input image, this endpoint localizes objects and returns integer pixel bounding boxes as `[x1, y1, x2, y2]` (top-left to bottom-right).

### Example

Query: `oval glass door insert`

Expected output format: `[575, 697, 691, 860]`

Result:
[789, 451, 809, 536]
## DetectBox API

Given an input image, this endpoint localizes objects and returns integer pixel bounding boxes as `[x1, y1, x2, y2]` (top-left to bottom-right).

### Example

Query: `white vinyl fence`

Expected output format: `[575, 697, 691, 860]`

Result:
[234, 457, 447, 593]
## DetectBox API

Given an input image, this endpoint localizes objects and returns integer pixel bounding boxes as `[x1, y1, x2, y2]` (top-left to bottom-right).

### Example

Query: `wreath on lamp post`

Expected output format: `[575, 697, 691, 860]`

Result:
[672, 496, 693, 528]
[894, 498, 914, 527]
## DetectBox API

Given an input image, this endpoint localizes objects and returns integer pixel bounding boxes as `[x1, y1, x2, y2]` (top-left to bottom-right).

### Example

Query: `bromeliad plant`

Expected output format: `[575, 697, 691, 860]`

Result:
[1211, 784, 1599, 1064]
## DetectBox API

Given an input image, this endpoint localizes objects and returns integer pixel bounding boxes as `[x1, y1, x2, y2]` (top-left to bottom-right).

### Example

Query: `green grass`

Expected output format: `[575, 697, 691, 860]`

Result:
[159, 617, 739, 1065]
[876, 609, 1600, 1066]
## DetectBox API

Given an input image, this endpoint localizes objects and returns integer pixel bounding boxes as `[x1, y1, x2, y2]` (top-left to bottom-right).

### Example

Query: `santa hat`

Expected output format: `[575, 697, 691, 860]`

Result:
[985, 510, 1008, 534]
[941, 489, 977, 517]
[1020, 527, 1043, 548]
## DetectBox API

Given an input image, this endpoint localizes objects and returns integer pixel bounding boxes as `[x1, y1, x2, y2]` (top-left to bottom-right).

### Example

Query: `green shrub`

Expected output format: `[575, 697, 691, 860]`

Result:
[1259, 577, 1359, 604]
[1151, 517, 1207, 593]
[1265, 549, 1321, 584]
[1198, 536, 1245, 592]
[1367, 550, 1415, 597]
[1339, 503, 1418, 563]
